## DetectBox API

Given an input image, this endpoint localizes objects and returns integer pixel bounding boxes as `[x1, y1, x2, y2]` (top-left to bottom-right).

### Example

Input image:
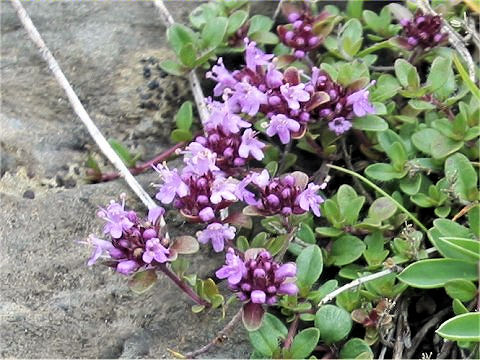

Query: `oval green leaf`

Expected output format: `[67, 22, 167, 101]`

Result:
[296, 245, 323, 289]
[436, 313, 480, 341]
[331, 235, 366, 266]
[315, 305, 352, 343]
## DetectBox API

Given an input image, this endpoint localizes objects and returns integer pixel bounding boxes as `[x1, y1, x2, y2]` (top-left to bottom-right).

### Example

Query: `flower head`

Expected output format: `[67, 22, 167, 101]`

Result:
[154, 165, 190, 204]
[142, 238, 169, 264]
[399, 11, 448, 50]
[296, 183, 324, 217]
[280, 83, 310, 110]
[229, 82, 268, 116]
[205, 100, 251, 134]
[346, 81, 376, 118]
[244, 38, 274, 70]
[266, 114, 300, 144]
[206, 57, 238, 96]
[197, 223, 236, 252]
[239, 129, 265, 161]
[265, 63, 284, 89]
[183, 142, 220, 176]
[328, 117, 352, 135]
[210, 176, 238, 204]
[97, 194, 134, 238]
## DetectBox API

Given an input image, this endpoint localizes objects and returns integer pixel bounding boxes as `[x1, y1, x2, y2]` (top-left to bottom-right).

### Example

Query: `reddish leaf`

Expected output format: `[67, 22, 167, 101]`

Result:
[242, 302, 265, 331]
[243, 205, 263, 217]
[284, 67, 300, 85]
[128, 269, 157, 294]
[224, 212, 253, 229]
[291, 171, 309, 190]
[306, 91, 330, 112]
[170, 236, 199, 254]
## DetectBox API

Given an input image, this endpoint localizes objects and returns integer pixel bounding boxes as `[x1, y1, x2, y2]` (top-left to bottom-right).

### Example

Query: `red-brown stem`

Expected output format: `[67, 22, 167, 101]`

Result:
[422, 95, 455, 121]
[158, 263, 211, 308]
[283, 314, 300, 349]
[88, 141, 186, 182]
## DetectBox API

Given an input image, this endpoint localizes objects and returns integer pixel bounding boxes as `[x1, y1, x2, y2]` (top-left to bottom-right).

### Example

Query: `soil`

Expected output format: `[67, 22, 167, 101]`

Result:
[0, 1, 275, 358]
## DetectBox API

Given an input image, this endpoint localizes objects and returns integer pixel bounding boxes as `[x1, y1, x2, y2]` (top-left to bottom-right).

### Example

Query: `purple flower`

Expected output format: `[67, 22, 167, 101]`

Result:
[205, 100, 251, 134]
[244, 38, 274, 71]
[197, 223, 236, 252]
[116, 260, 139, 275]
[97, 195, 134, 239]
[277, 282, 299, 295]
[206, 57, 238, 96]
[216, 248, 247, 285]
[251, 169, 270, 188]
[280, 83, 310, 110]
[346, 82, 376, 118]
[183, 142, 220, 176]
[328, 117, 352, 135]
[142, 238, 169, 264]
[148, 206, 165, 224]
[235, 176, 257, 205]
[274, 262, 297, 282]
[229, 82, 268, 116]
[87, 235, 124, 266]
[239, 129, 265, 160]
[199, 207, 215, 222]
[296, 183, 324, 217]
[154, 165, 190, 204]
[266, 64, 284, 89]
[251, 290, 266, 304]
[266, 114, 300, 144]
[210, 176, 238, 204]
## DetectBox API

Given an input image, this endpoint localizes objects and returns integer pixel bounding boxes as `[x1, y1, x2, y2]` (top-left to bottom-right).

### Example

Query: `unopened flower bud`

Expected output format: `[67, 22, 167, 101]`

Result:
[254, 268, 266, 278]
[267, 194, 280, 207]
[288, 12, 300, 22]
[143, 228, 157, 240]
[234, 157, 246, 167]
[294, 50, 305, 58]
[197, 195, 209, 205]
[251, 290, 266, 304]
[293, 20, 303, 29]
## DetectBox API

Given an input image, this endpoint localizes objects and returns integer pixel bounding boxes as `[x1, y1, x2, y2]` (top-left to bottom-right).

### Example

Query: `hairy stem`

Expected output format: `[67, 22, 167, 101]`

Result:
[158, 263, 210, 308]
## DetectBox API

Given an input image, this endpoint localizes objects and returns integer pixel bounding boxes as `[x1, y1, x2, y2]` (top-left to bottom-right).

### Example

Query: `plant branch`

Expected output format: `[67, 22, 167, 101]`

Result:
[327, 164, 428, 232]
[88, 141, 186, 182]
[9, 0, 164, 218]
[283, 314, 300, 350]
[183, 308, 243, 359]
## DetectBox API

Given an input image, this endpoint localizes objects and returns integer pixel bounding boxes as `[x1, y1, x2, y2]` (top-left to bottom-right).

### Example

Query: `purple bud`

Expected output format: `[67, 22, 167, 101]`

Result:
[400, 18, 410, 26]
[305, 84, 314, 92]
[241, 283, 252, 292]
[259, 84, 266, 92]
[269, 95, 281, 105]
[308, 36, 319, 46]
[116, 260, 139, 275]
[275, 263, 297, 281]
[238, 292, 248, 301]
[288, 12, 300, 22]
[290, 109, 300, 117]
[264, 261, 271, 271]
[329, 89, 338, 99]
[408, 37, 418, 46]
[278, 282, 299, 296]
[282, 207, 292, 216]
[282, 175, 295, 187]
[234, 157, 246, 167]
[267, 285, 277, 294]
[319, 108, 332, 117]
[119, 239, 129, 248]
[285, 31, 295, 41]
[281, 188, 292, 199]
[196, 178, 208, 189]
[208, 133, 220, 144]
[335, 102, 343, 112]
[416, 16, 426, 24]
[266, 296, 277, 305]
[127, 211, 138, 222]
[294, 50, 305, 58]
[259, 250, 271, 260]
[434, 33, 443, 42]
[223, 147, 234, 158]
[293, 20, 303, 29]
[196, 136, 207, 146]
[254, 268, 266, 278]
[197, 195, 209, 205]
[199, 207, 215, 222]
[267, 194, 280, 207]
[300, 112, 310, 122]
[251, 290, 266, 304]
[142, 228, 157, 240]
[295, 37, 305, 46]
[173, 199, 184, 209]
[304, 25, 312, 32]
[250, 260, 257, 269]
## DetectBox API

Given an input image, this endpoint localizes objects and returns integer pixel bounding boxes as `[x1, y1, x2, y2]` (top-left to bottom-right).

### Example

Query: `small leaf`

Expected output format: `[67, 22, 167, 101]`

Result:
[436, 313, 480, 342]
[167, 24, 196, 54]
[160, 60, 187, 76]
[297, 245, 323, 289]
[394, 59, 419, 89]
[296, 223, 316, 244]
[368, 197, 397, 221]
[290, 328, 320, 359]
[248, 313, 287, 356]
[315, 305, 352, 344]
[315, 227, 344, 238]
[128, 269, 157, 294]
[226, 10, 248, 35]
[171, 236, 199, 254]
[191, 304, 205, 313]
[436, 237, 480, 262]
[398, 259, 478, 289]
[399, 174, 422, 195]
[444, 279, 477, 302]
[171, 129, 193, 143]
[452, 298, 469, 315]
[201, 17, 228, 49]
[179, 43, 196, 68]
[353, 115, 388, 132]
[331, 235, 365, 266]
[250, 31, 279, 45]
[427, 57, 452, 92]
[243, 302, 265, 332]
[175, 101, 193, 131]
[340, 338, 373, 359]
[337, 185, 365, 225]
[365, 163, 407, 181]
[445, 153, 478, 202]
[248, 15, 273, 35]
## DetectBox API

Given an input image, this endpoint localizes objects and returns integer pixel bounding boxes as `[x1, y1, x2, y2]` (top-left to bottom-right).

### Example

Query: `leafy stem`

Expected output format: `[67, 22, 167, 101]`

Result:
[327, 164, 428, 232]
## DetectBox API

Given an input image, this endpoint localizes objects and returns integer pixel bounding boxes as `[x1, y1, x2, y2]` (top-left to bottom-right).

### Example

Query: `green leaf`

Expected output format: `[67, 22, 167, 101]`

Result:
[189, 3, 218, 29]
[170, 129, 193, 142]
[452, 298, 469, 315]
[398, 259, 478, 289]
[363, 231, 389, 266]
[315, 227, 344, 238]
[297, 245, 323, 289]
[308, 280, 338, 304]
[468, 204, 480, 237]
[248, 313, 287, 356]
[179, 43, 196, 68]
[453, 54, 480, 100]
[175, 101, 193, 131]
[315, 305, 352, 344]
[370, 75, 401, 102]
[347, 0, 364, 18]
[296, 223, 316, 244]
[248, 15, 273, 35]
[412, 128, 463, 159]
[340, 338, 374, 359]
[226, 10, 248, 35]
[436, 313, 480, 342]
[426, 57, 452, 92]
[340, 19, 363, 57]
[237, 236, 249, 252]
[336, 289, 361, 312]
[437, 237, 480, 262]
[250, 31, 279, 45]
[444, 279, 477, 302]
[322, 199, 344, 228]
[167, 24, 197, 54]
[159, 60, 186, 76]
[394, 59, 419, 89]
[128, 269, 157, 294]
[201, 17, 228, 49]
[331, 235, 366, 266]
[408, 99, 436, 110]
[368, 197, 397, 221]
[388, 142, 408, 170]
[337, 185, 365, 225]
[353, 115, 388, 132]
[290, 328, 320, 359]
[399, 174, 422, 195]
[108, 138, 136, 168]
[445, 153, 478, 202]
[365, 163, 406, 181]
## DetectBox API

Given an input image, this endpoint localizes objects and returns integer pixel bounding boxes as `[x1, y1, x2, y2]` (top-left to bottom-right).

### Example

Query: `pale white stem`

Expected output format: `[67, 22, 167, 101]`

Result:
[273, 0, 284, 22]
[418, 0, 475, 81]
[10, 0, 167, 229]
[319, 247, 438, 306]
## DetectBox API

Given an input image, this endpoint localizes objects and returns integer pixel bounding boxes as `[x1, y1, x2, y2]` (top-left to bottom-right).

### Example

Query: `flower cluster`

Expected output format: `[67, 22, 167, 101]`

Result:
[398, 11, 448, 50]
[238, 170, 324, 217]
[216, 248, 298, 306]
[86, 194, 168, 275]
[277, 10, 329, 58]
